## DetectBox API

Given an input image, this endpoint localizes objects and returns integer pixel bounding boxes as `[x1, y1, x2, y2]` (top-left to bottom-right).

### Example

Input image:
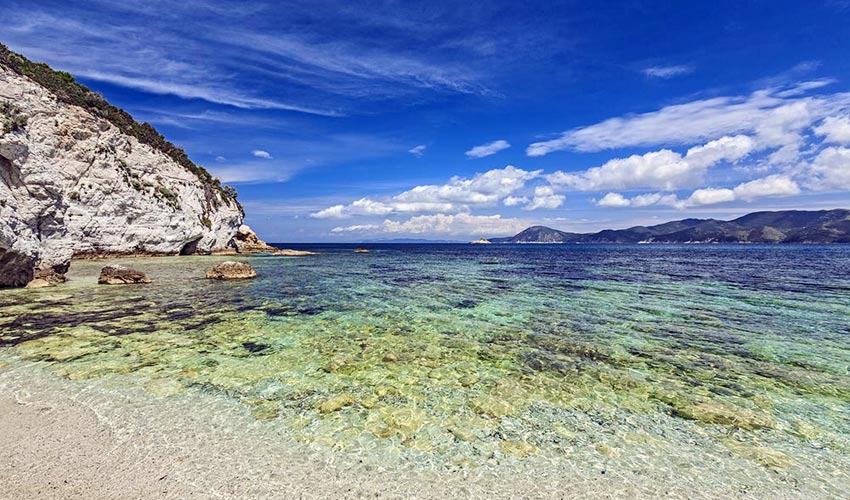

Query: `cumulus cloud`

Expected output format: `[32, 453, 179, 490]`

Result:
[465, 140, 511, 158]
[526, 85, 850, 156]
[546, 135, 754, 191]
[731, 175, 801, 201]
[524, 186, 565, 210]
[503, 196, 529, 206]
[408, 144, 427, 157]
[596, 193, 631, 208]
[595, 175, 800, 209]
[807, 147, 850, 190]
[311, 166, 541, 218]
[814, 116, 850, 144]
[642, 65, 693, 79]
[683, 187, 737, 207]
[252, 150, 273, 159]
[331, 213, 531, 236]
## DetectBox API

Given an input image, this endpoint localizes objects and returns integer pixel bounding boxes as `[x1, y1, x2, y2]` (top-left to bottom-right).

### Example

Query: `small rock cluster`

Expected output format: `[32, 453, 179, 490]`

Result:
[26, 260, 261, 288]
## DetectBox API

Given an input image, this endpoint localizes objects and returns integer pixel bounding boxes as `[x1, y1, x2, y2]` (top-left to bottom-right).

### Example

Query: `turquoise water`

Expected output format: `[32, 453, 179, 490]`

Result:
[1, 244, 849, 496]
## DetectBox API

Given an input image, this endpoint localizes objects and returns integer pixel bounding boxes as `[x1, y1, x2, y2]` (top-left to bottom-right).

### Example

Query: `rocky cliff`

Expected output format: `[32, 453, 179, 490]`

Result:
[0, 48, 263, 287]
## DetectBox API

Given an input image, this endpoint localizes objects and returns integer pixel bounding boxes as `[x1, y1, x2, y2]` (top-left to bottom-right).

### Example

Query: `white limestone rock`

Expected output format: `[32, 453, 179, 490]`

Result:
[0, 66, 244, 286]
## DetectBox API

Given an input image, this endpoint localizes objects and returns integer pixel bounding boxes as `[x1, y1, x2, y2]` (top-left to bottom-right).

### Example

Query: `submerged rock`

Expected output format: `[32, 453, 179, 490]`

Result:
[319, 393, 356, 413]
[675, 401, 775, 430]
[25, 268, 67, 288]
[205, 261, 257, 280]
[365, 407, 427, 439]
[726, 442, 794, 469]
[470, 395, 515, 418]
[500, 440, 538, 457]
[98, 265, 151, 285]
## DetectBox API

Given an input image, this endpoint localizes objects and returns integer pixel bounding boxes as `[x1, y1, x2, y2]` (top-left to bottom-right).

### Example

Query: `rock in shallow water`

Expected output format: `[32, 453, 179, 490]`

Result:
[205, 261, 257, 280]
[98, 265, 151, 285]
[26, 268, 67, 288]
[500, 440, 538, 457]
[319, 393, 356, 413]
[675, 400, 774, 430]
[273, 249, 319, 256]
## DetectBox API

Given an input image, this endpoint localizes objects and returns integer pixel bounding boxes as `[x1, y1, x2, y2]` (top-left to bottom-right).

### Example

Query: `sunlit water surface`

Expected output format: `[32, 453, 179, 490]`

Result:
[1, 244, 849, 497]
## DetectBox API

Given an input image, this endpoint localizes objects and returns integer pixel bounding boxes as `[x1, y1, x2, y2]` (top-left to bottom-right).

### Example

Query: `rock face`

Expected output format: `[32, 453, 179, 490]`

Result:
[98, 265, 151, 285]
[0, 51, 247, 287]
[206, 261, 257, 280]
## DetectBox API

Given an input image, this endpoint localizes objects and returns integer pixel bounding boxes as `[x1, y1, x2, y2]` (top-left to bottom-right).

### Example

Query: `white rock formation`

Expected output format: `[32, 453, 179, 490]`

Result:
[0, 65, 246, 286]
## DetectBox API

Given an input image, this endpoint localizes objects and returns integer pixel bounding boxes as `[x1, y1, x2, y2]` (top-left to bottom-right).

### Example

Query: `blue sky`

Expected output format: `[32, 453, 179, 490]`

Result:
[3, 0, 850, 241]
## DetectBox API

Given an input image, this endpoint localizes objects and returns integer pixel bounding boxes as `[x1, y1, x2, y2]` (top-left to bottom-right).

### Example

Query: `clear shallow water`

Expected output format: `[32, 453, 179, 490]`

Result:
[2, 244, 850, 497]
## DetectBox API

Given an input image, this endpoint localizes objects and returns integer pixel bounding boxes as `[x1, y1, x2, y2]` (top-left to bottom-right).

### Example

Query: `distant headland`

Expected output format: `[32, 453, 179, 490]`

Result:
[485, 209, 850, 244]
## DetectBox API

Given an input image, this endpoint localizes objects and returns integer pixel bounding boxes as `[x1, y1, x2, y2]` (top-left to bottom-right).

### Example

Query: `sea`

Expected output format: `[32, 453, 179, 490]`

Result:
[1, 243, 849, 498]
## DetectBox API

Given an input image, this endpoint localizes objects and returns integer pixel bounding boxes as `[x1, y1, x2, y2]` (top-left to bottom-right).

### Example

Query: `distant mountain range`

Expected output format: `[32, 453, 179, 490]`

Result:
[488, 209, 850, 244]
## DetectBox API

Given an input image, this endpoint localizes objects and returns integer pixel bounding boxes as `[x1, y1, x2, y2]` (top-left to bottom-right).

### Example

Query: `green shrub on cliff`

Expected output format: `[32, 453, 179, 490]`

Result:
[1, 100, 27, 134]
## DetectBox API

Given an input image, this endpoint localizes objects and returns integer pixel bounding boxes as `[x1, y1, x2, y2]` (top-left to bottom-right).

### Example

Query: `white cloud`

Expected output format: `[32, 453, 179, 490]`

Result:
[545, 135, 755, 192]
[503, 196, 529, 206]
[596, 175, 800, 209]
[526, 85, 850, 156]
[807, 147, 850, 190]
[683, 187, 737, 207]
[684, 135, 755, 169]
[311, 166, 540, 218]
[524, 186, 565, 210]
[731, 175, 800, 201]
[814, 116, 850, 144]
[596, 193, 631, 208]
[207, 162, 300, 184]
[465, 140, 511, 158]
[408, 144, 427, 157]
[74, 70, 342, 116]
[332, 213, 531, 236]
[252, 150, 273, 159]
[642, 65, 693, 79]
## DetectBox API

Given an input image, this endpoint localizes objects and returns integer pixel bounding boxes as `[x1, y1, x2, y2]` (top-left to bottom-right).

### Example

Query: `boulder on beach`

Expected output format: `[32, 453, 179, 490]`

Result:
[98, 265, 152, 285]
[273, 249, 319, 256]
[206, 261, 257, 280]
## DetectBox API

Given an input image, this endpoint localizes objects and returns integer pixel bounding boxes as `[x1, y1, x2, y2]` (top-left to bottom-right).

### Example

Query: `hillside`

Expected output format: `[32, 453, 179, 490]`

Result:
[489, 210, 850, 244]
